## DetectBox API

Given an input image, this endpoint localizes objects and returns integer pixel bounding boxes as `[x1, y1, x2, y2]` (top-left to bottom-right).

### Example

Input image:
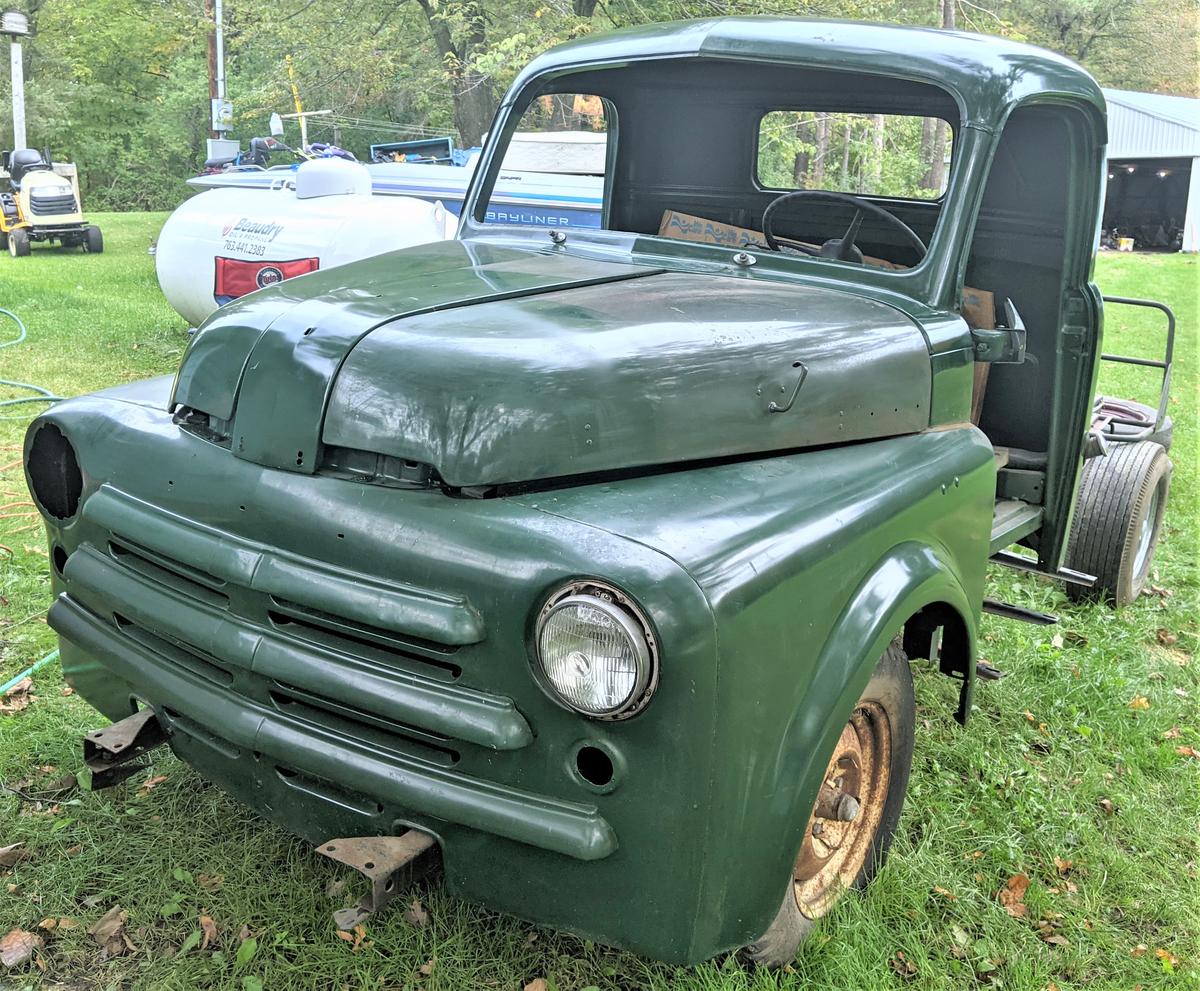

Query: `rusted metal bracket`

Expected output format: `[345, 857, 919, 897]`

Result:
[83, 708, 168, 790]
[316, 831, 441, 930]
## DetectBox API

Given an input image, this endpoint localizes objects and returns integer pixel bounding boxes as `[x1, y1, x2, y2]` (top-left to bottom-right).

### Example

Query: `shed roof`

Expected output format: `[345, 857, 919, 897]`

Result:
[1104, 88, 1200, 159]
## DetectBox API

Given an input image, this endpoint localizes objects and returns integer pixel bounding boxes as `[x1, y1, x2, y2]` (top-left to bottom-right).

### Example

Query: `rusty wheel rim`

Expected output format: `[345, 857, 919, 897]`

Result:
[793, 701, 891, 919]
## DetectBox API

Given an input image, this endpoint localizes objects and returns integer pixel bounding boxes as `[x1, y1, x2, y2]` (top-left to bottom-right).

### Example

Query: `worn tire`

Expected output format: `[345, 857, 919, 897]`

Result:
[1095, 396, 1173, 452]
[742, 644, 915, 968]
[1066, 442, 1171, 607]
[84, 225, 104, 254]
[8, 228, 30, 258]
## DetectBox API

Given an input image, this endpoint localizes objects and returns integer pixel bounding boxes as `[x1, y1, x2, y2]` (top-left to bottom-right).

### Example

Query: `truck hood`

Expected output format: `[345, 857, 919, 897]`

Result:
[171, 240, 931, 487]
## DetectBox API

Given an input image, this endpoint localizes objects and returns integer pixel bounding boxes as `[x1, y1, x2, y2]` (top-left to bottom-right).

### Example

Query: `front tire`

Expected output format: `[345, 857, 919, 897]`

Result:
[84, 225, 104, 253]
[742, 644, 915, 967]
[1066, 441, 1171, 606]
[8, 228, 30, 257]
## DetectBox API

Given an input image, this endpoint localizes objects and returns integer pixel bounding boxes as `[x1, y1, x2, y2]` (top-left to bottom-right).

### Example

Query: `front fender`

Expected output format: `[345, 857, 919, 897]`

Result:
[778, 538, 977, 826]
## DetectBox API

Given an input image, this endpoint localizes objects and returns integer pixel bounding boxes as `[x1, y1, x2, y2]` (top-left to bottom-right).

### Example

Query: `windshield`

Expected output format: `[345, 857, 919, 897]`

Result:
[472, 58, 959, 272]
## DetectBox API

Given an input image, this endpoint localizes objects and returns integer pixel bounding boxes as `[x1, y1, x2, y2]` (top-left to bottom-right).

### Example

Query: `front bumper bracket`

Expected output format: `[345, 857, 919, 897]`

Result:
[83, 708, 168, 789]
[316, 831, 441, 930]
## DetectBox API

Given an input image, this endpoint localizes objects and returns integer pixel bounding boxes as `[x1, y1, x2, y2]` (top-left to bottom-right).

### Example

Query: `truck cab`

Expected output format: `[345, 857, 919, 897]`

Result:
[24, 17, 1172, 967]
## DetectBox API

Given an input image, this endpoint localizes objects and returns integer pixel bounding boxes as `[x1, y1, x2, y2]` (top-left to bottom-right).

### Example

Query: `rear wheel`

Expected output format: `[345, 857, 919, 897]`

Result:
[1066, 441, 1172, 606]
[8, 228, 30, 257]
[84, 225, 104, 253]
[742, 645, 915, 967]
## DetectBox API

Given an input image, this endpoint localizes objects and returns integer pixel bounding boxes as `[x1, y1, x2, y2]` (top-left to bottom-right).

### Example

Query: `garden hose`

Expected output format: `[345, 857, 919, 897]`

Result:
[1, 649, 60, 696]
[1, 307, 63, 418]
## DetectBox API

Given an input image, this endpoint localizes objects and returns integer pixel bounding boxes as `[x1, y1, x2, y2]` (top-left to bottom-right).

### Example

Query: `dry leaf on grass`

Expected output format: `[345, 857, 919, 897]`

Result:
[403, 898, 429, 929]
[932, 885, 957, 900]
[0, 928, 42, 968]
[199, 914, 218, 950]
[1053, 857, 1073, 875]
[1155, 948, 1180, 967]
[887, 951, 918, 979]
[997, 874, 1031, 917]
[418, 956, 436, 977]
[1097, 797, 1116, 816]
[1156, 628, 1178, 647]
[1128, 695, 1150, 710]
[1132, 943, 1149, 957]
[88, 905, 136, 959]
[0, 678, 34, 715]
[137, 775, 169, 796]
[1176, 746, 1199, 759]
[1163, 727, 1182, 739]
[524, 980, 550, 991]
[0, 842, 28, 867]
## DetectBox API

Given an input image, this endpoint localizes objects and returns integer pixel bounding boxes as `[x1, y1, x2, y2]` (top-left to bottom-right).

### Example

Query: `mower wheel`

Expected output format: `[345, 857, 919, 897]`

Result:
[8, 228, 30, 258]
[84, 226, 104, 254]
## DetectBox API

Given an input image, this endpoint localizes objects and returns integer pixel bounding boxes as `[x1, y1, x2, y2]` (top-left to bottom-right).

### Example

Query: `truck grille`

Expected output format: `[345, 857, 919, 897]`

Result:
[49, 485, 616, 861]
[30, 192, 77, 216]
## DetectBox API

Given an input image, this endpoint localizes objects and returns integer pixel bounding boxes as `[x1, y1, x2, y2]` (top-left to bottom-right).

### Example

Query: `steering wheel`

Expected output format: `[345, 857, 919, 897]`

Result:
[761, 190, 928, 264]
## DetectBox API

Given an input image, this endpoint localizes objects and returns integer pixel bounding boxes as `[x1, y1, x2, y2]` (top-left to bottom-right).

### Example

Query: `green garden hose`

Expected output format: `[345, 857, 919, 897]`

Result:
[1, 649, 60, 695]
[1, 307, 63, 418]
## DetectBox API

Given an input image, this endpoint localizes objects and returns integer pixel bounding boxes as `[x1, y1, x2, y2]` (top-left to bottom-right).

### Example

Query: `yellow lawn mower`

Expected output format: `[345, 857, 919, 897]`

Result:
[1, 148, 102, 257]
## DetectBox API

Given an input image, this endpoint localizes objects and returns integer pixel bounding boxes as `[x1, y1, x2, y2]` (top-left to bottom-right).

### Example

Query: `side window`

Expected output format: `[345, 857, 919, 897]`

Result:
[757, 111, 952, 201]
[482, 93, 609, 229]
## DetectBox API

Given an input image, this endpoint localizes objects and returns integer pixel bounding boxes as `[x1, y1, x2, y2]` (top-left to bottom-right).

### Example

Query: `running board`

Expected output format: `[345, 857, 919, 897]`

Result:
[990, 549, 1096, 587]
[982, 597, 1058, 626]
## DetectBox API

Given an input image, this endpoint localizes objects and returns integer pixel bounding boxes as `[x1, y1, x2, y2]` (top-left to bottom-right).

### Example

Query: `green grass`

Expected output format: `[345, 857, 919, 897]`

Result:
[1, 214, 1197, 990]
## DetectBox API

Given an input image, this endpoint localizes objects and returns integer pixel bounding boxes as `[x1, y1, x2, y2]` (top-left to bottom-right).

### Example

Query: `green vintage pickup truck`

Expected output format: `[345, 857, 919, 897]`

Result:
[25, 17, 1174, 967]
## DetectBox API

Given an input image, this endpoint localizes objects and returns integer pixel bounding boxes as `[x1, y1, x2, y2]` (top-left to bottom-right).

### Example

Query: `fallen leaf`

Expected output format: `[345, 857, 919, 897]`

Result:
[1097, 797, 1116, 816]
[199, 914, 218, 950]
[1156, 628, 1178, 647]
[1128, 695, 1150, 710]
[1155, 948, 1179, 967]
[403, 898, 429, 929]
[0, 928, 42, 968]
[1051, 634, 1064, 649]
[1176, 746, 1199, 759]
[334, 930, 355, 944]
[1024, 710, 1036, 722]
[998, 874, 1031, 917]
[0, 678, 33, 715]
[1132, 944, 1148, 957]
[887, 950, 918, 979]
[418, 956, 436, 977]
[1163, 727, 1182, 739]
[1041, 934, 1071, 947]
[60, 686, 74, 696]
[197, 873, 223, 893]
[932, 885, 958, 900]
[0, 842, 28, 867]
[137, 775, 169, 796]
[1053, 857, 1073, 875]
[88, 905, 128, 944]
[524, 980, 550, 991]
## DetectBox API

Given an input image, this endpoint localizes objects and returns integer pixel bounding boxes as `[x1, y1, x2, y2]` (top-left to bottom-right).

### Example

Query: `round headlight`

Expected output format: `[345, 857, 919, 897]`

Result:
[535, 581, 657, 719]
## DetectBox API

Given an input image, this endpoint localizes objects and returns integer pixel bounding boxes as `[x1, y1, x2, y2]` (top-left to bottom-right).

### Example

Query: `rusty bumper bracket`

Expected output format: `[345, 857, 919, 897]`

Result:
[316, 831, 441, 930]
[83, 708, 168, 790]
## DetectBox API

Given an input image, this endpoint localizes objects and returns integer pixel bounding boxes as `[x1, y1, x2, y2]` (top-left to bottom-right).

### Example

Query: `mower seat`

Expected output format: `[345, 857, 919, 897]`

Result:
[8, 148, 47, 188]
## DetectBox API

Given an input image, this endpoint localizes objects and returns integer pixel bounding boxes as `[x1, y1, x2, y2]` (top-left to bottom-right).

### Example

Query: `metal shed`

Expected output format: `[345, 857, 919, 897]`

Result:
[1103, 88, 1200, 252]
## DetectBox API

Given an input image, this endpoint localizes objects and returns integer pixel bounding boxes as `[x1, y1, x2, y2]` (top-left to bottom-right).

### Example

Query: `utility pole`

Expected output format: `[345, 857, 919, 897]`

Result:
[2, 10, 29, 150]
[205, 0, 218, 139]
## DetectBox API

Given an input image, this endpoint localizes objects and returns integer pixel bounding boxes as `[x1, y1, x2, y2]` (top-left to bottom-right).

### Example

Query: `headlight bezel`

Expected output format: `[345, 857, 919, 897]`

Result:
[532, 579, 659, 720]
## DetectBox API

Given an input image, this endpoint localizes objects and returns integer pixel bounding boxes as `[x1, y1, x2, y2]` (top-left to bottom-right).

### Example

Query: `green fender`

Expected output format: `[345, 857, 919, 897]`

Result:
[776, 539, 977, 882]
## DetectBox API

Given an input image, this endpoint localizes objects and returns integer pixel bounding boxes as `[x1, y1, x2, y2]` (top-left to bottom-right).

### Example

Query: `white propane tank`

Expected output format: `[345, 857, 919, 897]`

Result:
[156, 159, 454, 326]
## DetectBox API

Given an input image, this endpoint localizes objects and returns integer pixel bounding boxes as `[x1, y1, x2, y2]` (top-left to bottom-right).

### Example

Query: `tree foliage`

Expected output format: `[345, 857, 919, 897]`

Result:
[0, 0, 1193, 211]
